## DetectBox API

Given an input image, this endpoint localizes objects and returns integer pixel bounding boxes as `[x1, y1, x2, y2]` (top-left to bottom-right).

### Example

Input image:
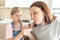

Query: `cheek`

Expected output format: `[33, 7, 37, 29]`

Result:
[13, 17, 19, 20]
[14, 17, 18, 19]
[20, 16, 22, 19]
[37, 14, 44, 21]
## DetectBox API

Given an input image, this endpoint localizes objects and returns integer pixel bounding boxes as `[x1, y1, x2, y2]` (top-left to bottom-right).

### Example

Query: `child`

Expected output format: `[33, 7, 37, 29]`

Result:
[6, 7, 25, 40]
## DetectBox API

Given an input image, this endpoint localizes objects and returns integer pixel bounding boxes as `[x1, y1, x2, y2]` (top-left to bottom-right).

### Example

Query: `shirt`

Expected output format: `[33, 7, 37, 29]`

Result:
[5, 22, 25, 39]
[32, 19, 60, 40]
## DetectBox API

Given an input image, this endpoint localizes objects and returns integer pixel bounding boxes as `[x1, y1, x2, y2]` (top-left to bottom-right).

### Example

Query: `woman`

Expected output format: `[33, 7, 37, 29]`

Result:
[27, 1, 60, 40]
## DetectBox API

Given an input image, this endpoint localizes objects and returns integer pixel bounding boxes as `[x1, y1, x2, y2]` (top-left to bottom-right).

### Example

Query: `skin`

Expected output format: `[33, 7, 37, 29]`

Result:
[11, 10, 22, 23]
[30, 6, 44, 25]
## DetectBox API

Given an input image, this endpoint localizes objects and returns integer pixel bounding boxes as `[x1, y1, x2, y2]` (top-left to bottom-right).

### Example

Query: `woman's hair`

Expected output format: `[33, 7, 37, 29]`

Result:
[11, 7, 21, 15]
[30, 1, 56, 24]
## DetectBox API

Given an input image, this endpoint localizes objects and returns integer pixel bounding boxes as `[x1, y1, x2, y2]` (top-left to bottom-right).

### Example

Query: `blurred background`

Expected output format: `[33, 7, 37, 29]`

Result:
[0, 0, 60, 40]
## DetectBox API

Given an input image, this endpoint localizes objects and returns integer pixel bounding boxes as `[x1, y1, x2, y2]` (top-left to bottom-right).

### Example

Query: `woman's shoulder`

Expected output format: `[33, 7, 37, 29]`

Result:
[55, 19, 60, 26]
[50, 19, 60, 29]
[51, 19, 60, 25]
[54, 20, 60, 37]
[56, 20, 60, 28]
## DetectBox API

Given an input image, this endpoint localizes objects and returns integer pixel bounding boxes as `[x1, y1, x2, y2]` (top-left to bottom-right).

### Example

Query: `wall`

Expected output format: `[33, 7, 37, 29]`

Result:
[0, 0, 5, 6]
[0, 8, 31, 20]
[38, 0, 52, 10]
[0, 0, 52, 20]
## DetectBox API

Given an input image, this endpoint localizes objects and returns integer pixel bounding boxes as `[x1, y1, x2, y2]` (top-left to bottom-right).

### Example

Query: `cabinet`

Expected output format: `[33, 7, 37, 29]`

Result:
[0, 24, 6, 40]
[0, 0, 5, 8]
[0, 0, 52, 8]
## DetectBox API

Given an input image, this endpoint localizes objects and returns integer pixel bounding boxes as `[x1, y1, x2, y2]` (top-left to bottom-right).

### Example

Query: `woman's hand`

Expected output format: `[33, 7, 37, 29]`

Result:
[21, 24, 37, 40]
[21, 24, 32, 35]
[23, 28, 32, 35]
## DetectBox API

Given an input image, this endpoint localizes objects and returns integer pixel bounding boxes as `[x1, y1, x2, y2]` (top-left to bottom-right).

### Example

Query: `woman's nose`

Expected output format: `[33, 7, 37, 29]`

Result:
[31, 15, 34, 20]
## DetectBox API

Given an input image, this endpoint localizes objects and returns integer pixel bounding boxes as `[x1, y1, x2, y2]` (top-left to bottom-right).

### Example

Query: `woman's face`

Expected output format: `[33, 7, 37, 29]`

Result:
[11, 11, 22, 22]
[30, 6, 44, 25]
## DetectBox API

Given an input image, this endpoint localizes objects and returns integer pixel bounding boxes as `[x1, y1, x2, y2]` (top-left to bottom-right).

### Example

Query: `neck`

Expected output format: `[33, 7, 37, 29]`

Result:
[36, 20, 45, 25]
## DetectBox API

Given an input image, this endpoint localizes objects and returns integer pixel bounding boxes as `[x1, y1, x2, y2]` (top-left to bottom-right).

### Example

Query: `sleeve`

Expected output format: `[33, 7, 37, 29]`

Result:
[5, 23, 13, 39]
[58, 25, 60, 40]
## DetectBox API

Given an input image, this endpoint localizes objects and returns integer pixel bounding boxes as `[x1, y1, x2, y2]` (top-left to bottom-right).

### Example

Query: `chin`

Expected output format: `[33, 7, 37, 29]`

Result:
[35, 21, 41, 25]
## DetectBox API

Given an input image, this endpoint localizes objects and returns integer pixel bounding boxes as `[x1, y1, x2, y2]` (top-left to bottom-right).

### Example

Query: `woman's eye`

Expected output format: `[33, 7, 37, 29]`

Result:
[34, 12, 38, 14]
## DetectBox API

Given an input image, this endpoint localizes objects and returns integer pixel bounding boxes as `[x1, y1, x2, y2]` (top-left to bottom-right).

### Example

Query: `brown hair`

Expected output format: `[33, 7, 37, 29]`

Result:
[30, 1, 56, 24]
[11, 7, 21, 15]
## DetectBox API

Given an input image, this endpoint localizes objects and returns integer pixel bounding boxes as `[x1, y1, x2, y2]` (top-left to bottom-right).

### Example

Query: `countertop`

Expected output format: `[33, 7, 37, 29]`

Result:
[0, 19, 12, 24]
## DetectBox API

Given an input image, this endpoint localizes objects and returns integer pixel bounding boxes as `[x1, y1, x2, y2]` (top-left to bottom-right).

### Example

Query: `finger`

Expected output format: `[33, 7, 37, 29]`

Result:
[29, 22, 34, 28]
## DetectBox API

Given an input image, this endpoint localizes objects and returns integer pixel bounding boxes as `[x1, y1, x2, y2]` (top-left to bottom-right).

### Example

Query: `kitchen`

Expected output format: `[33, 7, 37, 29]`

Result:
[0, 0, 60, 40]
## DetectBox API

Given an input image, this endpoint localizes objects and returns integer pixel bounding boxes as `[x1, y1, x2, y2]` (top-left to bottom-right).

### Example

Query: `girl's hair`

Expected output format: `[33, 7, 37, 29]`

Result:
[30, 1, 56, 24]
[11, 7, 21, 15]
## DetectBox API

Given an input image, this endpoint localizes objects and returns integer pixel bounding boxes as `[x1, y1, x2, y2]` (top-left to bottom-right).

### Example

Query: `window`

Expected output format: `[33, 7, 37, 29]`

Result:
[52, 0, 60, 21]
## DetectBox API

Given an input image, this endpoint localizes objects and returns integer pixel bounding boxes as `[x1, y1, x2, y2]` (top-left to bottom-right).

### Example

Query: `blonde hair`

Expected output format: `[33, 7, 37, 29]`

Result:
[11, 7, 21, 15]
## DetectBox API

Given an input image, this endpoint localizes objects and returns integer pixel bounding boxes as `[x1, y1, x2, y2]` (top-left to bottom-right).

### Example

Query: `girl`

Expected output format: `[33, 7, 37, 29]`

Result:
[6, 7, 25, 40]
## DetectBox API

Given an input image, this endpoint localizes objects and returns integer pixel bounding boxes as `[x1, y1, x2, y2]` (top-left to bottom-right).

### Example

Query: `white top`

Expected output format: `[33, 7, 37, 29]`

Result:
[32, 19, 60, 40]
[5, 22, 25, 39]
[6, 23, 13, 39]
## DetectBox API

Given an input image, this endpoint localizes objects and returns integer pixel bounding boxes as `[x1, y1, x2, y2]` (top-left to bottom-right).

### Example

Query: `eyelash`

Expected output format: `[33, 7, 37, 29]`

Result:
[34, 12, 38, 14]
[34, 13, 37, 14]
[16, 15, 22, 17]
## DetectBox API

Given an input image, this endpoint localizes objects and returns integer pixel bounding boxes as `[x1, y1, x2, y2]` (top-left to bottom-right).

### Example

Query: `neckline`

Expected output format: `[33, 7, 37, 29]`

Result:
[34, 19, 57, 28]
[12, 22, 22, 31]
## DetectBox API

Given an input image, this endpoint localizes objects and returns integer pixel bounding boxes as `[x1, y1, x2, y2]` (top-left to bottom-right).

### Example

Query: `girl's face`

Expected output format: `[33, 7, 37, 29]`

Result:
[11, 11, 22, 22]
[30, 6, 44, 25]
